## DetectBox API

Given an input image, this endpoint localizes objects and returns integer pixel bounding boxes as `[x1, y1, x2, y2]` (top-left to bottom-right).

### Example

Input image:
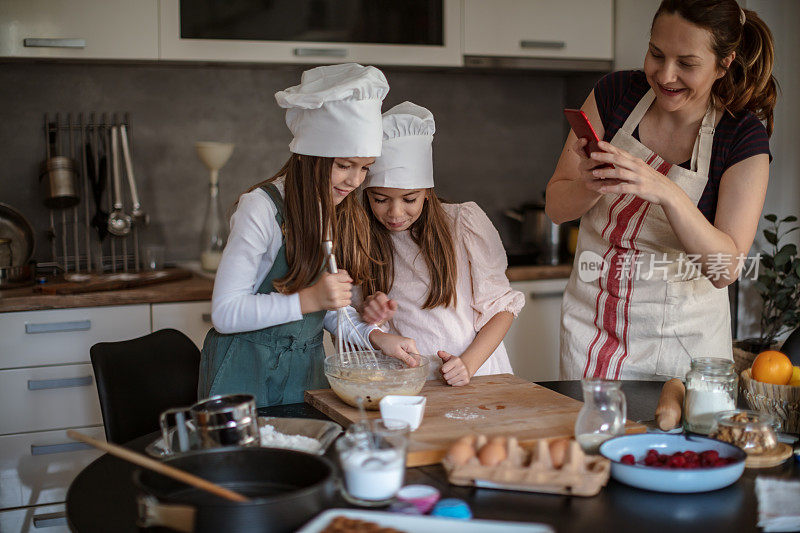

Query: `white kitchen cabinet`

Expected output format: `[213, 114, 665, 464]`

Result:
[464, 0, 613, 63]
[0, 503, 70, 533]
[151, 301, 213, 349]
[159, 0, 462, 67]
[0, 304, 149, 517]
[0, 0, 158, 59]
[505, 278, 569, 382]
[0, 427, 104, 509]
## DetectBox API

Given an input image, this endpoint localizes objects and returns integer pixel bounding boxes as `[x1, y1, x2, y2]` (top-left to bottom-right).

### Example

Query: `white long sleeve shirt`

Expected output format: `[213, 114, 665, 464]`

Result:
[210, 181, 378, 346]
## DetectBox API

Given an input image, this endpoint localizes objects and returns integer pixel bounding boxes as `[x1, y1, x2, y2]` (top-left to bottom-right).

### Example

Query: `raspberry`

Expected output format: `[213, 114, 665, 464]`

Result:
[620, 454, 635, 465]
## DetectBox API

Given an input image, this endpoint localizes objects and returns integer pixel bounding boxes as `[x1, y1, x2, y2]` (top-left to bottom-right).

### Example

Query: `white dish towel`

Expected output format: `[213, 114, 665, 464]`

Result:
[756, 477, 800, 531]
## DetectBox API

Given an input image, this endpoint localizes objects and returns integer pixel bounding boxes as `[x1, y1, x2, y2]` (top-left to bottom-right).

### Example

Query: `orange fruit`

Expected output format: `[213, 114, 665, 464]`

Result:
[751, 350, 794, 385]
[790, 366, 800, 387]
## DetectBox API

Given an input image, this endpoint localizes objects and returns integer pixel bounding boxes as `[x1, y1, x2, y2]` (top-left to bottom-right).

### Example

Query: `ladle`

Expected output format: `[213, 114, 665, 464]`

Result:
[107, 126, 132, 237]
[66, 430, 248, 502]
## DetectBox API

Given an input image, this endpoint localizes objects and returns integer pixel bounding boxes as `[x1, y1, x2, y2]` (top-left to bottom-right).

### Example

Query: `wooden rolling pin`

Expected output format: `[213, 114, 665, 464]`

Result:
[654, 378, 685, 430]
[66, 430, 248, 502]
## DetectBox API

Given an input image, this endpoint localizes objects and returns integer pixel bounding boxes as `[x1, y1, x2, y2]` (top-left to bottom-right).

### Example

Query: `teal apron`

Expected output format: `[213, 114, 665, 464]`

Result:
[198, 183, 329, 407]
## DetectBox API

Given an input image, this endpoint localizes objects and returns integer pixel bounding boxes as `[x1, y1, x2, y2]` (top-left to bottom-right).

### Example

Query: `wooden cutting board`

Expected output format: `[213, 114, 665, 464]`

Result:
[305, 374, 646, 467]
[35, 268, 192, 295]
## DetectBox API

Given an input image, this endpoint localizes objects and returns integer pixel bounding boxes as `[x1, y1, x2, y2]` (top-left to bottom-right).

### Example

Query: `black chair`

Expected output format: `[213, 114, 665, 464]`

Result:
[90, 328, 201, 444]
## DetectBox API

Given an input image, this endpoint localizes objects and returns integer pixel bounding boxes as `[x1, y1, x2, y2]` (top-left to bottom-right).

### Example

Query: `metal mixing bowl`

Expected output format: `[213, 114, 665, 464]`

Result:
[324, 353, 430, 410]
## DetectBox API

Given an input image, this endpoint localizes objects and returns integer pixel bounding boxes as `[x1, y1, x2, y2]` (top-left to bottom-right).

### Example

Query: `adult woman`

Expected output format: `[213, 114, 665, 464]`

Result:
[199, 64, 419, 407]
[547, 0, 776, 380]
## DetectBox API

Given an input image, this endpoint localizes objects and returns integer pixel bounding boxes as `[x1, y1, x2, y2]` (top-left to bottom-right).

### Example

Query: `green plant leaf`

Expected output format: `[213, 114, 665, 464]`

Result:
[764, 230, 778, 245]
[761, 255, 775, 269]
[753, 280, 769, 294]
[781, 215, 798, 223]
[796, 263, 800, 277]
[765, 214, 778, 222]
[784, 275, 800, 287]
[774, 250, 791, 268]
[760, 269, 777, 280]
[780, 244, 798, 256]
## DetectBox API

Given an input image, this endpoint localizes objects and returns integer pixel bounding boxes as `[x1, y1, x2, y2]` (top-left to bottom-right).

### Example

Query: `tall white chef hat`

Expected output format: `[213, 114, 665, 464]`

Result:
[274, 63, 389, 158]
[365, 101, 435, 189]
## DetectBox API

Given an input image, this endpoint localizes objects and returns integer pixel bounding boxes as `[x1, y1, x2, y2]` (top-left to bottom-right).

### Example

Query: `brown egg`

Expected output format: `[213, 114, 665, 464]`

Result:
[548, 438, 570, 469]
[446, 439, 476, 466]
[478, 437, 508, 466]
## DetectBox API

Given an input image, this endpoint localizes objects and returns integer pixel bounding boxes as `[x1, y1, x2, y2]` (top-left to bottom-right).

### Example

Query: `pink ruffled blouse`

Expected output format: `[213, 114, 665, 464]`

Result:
[362, 202, 524, 379]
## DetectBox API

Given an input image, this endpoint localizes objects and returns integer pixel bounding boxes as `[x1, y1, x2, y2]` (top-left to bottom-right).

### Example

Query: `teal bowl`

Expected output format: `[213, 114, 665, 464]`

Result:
[599, 433, 746, 493]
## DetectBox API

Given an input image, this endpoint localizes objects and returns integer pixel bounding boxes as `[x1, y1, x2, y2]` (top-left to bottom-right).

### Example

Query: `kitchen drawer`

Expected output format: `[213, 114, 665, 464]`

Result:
[0, 503, 69, 533]
[0, 426, 104, 510]
[151, 301, 212, 350]
[0, 365, 102, 435]
[0, 305, 150, 369]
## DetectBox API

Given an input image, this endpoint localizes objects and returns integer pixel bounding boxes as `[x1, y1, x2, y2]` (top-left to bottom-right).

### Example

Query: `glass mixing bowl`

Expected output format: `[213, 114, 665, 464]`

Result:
[324, 353, 430, 410]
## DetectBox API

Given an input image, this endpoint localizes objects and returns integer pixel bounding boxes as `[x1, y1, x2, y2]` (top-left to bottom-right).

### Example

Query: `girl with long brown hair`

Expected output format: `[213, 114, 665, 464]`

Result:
[198, 64, 419, 407]
[358, 102, 524, 386]
[547, 0, 776, 380]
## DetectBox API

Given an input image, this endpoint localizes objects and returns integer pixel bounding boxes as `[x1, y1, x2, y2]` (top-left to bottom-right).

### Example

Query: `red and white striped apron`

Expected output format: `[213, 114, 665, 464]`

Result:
[560, 89, 732, 380]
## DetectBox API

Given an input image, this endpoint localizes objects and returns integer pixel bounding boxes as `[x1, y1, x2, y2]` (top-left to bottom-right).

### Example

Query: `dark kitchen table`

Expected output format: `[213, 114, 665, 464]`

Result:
[66, 381, 798, 532]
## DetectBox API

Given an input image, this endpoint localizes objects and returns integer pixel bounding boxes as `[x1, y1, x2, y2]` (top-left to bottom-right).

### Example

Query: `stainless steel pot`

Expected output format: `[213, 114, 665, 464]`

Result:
[39, 156, 79, 209]
[505, 203, 562, 265]
[0, 203, 36, 287]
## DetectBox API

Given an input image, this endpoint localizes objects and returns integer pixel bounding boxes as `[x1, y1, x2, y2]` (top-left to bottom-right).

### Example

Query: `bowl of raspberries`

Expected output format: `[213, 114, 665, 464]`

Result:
[599, 433, 746, 493]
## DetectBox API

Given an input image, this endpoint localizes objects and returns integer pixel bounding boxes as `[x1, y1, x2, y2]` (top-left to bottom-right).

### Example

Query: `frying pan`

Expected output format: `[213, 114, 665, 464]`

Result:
[0, 203, 35, 287]
[133, 447, 336, 533]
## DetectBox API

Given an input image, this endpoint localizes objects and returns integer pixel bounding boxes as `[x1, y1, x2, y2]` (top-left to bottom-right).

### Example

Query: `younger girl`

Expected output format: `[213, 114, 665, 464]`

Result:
[199, 64, 419, 407]
[358, 102, 524, 386]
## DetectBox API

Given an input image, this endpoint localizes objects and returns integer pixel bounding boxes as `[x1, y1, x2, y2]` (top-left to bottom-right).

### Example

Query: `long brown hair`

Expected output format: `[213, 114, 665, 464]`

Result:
[246, 154, 373, 294]
[653, 0, 778, 135]
[363, 189, 458, 309]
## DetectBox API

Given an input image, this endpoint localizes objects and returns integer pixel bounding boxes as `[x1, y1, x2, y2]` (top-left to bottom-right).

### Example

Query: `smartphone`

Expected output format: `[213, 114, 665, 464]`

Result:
[563, 108, 612, 168]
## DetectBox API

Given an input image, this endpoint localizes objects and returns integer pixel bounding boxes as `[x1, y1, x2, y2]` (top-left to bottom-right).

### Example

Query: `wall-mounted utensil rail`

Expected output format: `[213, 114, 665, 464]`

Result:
[42, 112, 145, 273]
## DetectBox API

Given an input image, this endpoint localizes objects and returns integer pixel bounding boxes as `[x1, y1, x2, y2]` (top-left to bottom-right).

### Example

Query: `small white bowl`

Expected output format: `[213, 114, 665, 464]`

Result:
[379, 395, 426, 431]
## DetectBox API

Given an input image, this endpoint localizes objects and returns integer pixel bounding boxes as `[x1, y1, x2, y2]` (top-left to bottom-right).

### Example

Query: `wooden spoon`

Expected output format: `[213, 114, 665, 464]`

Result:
[67, 430, 249, 502]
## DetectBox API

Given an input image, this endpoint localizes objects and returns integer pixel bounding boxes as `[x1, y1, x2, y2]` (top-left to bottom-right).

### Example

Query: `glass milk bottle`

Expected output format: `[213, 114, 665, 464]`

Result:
[575, 379, 627, 454]
[196, 142, 234, 272]
[683, 357, 737, 434]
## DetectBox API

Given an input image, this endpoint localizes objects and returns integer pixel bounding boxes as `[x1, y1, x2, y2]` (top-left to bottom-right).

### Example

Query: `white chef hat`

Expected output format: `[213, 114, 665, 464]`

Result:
[365, 101, 435, 189]
[274, 63, 389, 158]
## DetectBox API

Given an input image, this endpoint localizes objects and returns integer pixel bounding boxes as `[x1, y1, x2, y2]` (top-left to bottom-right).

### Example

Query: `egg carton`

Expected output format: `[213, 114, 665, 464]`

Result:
[443, 435, 610, 497]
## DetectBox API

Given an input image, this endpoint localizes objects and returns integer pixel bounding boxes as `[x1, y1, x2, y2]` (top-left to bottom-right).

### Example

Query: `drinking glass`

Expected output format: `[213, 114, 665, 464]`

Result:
[336, 419, 409, 506]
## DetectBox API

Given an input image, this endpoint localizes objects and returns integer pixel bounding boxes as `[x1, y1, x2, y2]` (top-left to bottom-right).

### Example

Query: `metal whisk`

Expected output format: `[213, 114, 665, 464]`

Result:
[322, 240, 380, 366]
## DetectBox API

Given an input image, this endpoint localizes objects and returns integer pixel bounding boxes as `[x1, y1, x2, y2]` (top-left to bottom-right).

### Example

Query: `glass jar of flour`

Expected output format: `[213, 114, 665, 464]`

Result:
[683, 358, 738, 434]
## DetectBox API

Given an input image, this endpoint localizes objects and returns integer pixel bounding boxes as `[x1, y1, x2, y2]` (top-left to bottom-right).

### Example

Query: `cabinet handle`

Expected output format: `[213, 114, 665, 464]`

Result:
[32, 511, 68, 528]
[25, 320, 91, 334]
[31, 441, 94, 456]
[520, 40, 565, 49]
[529, 291, 564, 300]
[24, 38, 86, 49]
[293, 47, 348, 58]
[201, 313, 212, 323]
[28, 375, 93, 391]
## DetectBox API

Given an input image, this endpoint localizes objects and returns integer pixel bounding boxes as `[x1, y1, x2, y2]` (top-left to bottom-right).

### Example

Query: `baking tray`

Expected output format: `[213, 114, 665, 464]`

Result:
[297, 509, 554, 532]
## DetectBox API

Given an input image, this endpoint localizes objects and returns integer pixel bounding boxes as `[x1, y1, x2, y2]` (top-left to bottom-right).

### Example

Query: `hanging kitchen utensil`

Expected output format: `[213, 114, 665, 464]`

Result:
[39, 122, 80, 209]
[118, 124, 147, 224]
[86, 137, 109, 242]
[0, 203, 36, 287]
[107, 126, 131, 237]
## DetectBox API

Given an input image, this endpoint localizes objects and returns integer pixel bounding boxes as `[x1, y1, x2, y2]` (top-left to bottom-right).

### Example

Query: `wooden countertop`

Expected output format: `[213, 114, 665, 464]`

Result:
[0, 273, 213, 313]
[0, 264, 568, 313]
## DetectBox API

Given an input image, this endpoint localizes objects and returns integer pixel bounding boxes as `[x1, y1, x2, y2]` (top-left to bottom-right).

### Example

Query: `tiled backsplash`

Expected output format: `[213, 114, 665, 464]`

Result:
[0, 61, 600, 262]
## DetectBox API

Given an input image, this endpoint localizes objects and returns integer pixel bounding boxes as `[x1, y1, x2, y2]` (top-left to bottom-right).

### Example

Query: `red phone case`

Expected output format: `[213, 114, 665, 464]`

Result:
[563, 108, 613, 168]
